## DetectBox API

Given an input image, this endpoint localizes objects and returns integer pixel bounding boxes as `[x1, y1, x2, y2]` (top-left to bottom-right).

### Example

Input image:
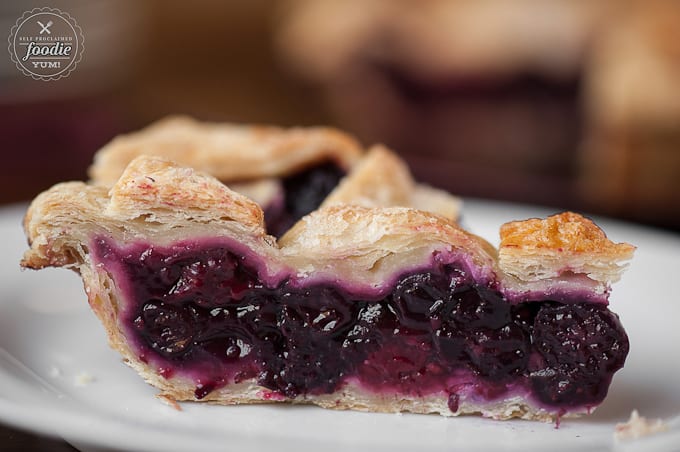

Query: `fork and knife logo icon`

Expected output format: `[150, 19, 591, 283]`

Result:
[9, 7, 84, 80]
[37, 20, 53, 34]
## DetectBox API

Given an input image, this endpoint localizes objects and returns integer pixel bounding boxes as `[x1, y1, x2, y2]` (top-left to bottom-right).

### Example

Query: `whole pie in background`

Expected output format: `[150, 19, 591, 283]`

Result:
[276, 0, 680, 229]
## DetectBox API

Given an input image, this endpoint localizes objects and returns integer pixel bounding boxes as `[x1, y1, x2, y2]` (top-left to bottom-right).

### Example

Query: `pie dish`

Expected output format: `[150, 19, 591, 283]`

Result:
[22, 155, 633, 421]
[89, 116, 364, 237]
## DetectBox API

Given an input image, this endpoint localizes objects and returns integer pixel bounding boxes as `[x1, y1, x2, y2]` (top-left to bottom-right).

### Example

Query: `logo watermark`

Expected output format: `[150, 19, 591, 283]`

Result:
[8, 7, 84, 81]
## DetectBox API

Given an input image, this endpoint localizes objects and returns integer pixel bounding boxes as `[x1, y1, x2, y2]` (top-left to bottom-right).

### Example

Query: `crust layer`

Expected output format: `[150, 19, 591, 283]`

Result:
[322, 145, 461, 221]
[89, 116, 363, 186]
[89, 117, 461, 222]
[499, 212, 635, 287]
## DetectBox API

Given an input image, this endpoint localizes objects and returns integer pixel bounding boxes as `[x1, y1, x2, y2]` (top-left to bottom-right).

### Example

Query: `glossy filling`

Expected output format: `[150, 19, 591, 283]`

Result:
[264, 162, 345, 237]
[96, 238, 628, 412]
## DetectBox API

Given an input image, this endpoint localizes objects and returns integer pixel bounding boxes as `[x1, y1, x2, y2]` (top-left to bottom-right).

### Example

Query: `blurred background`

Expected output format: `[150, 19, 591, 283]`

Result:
[0, 0, 679, 448]
[1, 0, 679, 231]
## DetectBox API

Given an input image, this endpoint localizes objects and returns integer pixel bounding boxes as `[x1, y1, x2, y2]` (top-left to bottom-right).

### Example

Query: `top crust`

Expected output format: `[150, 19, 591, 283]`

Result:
[108, 156, 265, 231]
[88, 117, 460, 222]
[24, 155, 633, 297]
[499, 212, 635, 285]
[322, 145, 461, 221]
[23, 155, 491, 289]
[22, 156, 270, 271]
[89, 116, 363, 186]
[279, 204, 495, 286]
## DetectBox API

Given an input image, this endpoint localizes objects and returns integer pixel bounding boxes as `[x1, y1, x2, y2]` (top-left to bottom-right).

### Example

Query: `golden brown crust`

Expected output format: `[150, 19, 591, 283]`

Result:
[279, 204, 495, 287]
[228, 178, 283, 209]
[323, 145, 414, 209]
[22, 182, 110, 269]
[22, 156, 271, 271]
[108, 156, 265, 230]
[322, 145, 461, 220]
[500, 212, 633, 255]
[89, 117, 460, 223]
[24, 155, 485, 291]
[499, 212, 635, 286]
[89, 116, 363, 186]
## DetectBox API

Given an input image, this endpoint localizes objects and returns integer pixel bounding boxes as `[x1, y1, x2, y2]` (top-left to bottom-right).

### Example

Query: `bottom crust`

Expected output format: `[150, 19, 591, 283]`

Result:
[122, 355, 579, 423]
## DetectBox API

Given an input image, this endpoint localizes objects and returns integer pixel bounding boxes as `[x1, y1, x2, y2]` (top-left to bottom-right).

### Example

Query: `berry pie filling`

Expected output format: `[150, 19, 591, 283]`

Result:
[263, 162, 346, 237]
[93, 236, 628, 414]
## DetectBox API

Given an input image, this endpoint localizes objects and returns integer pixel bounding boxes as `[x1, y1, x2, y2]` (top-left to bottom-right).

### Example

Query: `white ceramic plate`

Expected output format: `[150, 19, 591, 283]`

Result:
[1, 201, 679, 452]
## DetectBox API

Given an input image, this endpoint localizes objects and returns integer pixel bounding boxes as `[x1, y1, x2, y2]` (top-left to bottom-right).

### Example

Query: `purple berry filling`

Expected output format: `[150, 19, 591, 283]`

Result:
[94, 237, 628, 413]
[264, 162, 345, 237]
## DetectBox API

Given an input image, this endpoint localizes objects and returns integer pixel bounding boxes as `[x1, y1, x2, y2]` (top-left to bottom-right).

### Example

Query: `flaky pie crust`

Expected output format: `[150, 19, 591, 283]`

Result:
[89, 116, 363, 187]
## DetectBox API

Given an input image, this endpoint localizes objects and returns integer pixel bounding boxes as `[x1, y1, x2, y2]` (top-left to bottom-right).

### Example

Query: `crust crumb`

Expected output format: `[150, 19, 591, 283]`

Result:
[156, 394, 183, 411]
[74, 372, 95, 387]
[615, 410, 668, 440]
[49, 365, 62, 378]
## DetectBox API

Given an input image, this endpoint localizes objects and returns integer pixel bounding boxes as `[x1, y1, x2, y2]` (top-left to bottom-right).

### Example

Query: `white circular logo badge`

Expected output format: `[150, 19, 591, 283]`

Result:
[7, 7, 84, 81]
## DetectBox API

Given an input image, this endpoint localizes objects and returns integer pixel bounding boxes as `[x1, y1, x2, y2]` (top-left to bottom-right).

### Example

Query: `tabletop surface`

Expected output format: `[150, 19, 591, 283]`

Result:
[0, 424, 77, 452]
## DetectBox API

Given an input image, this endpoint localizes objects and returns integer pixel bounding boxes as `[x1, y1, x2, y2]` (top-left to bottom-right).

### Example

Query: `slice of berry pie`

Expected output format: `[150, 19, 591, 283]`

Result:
[22, 156, 633, 421]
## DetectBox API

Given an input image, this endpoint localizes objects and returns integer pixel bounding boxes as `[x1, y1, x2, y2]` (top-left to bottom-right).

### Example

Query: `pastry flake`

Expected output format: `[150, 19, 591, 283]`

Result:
[614, 410, 668, 441]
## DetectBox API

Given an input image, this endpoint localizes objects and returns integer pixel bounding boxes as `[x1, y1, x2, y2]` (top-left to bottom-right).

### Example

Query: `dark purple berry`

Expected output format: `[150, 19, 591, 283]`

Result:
[530, 303, 629, 406]
[266, 162, 345, 237]
[511, 302, 540, 334]
[450, 286, 510, 330]
[283, 162, 345, 221]
[434, 321, 466, 362]
[137, 300, 198, 357]
[465, 323, 529, 379]
[391, 272, 452, 330]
